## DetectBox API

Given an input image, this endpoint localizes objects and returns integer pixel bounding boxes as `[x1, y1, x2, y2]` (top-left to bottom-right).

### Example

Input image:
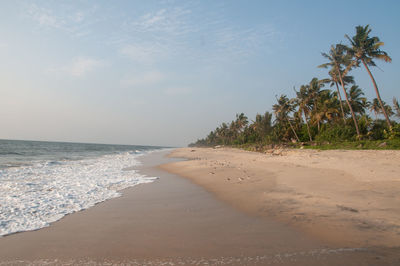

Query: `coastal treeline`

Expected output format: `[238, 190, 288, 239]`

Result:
[191, 25, 400, 148]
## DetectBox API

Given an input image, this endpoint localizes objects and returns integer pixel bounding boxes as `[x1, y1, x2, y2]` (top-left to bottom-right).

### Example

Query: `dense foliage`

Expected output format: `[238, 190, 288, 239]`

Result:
[190, 25, 400, 149]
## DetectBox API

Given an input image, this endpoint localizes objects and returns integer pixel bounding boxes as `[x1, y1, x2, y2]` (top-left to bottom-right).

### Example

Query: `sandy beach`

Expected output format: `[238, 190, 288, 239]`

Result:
[0, 149, 399, 265]
[163, 148, 400, 249]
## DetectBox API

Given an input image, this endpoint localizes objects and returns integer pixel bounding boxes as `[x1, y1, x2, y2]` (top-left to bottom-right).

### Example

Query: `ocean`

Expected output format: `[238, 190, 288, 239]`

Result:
[0, 139, 165, 237]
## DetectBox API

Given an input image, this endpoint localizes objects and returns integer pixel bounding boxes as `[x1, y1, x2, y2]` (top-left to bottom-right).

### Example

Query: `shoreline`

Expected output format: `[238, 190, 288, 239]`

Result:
[0, 146, 161, 238]
[0, 149, 398, 265]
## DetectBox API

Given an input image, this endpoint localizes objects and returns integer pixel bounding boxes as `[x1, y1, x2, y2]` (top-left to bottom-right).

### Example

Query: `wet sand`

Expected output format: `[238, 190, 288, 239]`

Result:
[0, 150, 398, 265]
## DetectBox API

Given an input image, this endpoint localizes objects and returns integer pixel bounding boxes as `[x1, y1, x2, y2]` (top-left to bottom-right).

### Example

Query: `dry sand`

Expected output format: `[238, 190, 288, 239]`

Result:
[163, 147, 400, 250]
[0, 149, 399, 265]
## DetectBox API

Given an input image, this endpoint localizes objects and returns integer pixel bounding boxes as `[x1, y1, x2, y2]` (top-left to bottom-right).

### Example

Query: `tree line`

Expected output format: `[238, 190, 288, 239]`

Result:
[191, 25, 400, 147]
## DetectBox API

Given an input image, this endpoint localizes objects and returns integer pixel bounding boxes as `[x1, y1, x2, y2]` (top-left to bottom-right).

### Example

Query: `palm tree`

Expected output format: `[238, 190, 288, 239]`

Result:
[251, 112, 273, 141]
[315, 90, 341, 124]
[221, 122, 229, 143]
[206, 130, 217, 145]
[273, 95, 300, 142]
[215, 123, 229, 145]
[348, 85, 368, 116]
[295, 84, 313, 141]
[325, 71, 355, 123]
[345, 25, 392, 129]
[326, 70, 346, 123]
[381, 101, 394, 118]
[369, 98, 381, 121]
[235, 113, 248, 132]
[369, 98, 394, 121]
[393, 98, 400, 119]
[307, 77, 331, 132]
[228, 120, 237, 143]
[319, 44, 361, 138]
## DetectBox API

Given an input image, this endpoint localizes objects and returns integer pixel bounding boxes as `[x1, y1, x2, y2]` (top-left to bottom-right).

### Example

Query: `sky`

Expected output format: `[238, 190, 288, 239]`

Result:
[0, 0, 399, 147]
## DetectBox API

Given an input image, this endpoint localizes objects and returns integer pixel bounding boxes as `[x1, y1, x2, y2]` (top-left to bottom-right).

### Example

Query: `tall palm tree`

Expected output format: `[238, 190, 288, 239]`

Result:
[345, 25, 392, 129]
[319, 44, 361, 138]
[273, 95, 300, 142]
[325, 71, 355, 123]
[295, 84, 313, 141]
[327, 70, 346, 123]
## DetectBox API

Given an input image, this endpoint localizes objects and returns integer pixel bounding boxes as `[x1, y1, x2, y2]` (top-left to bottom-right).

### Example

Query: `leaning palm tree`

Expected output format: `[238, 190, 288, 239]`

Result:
[327, 70, 346, 123]
[319, 44, 361, 138]
[345, 25, 392, 129]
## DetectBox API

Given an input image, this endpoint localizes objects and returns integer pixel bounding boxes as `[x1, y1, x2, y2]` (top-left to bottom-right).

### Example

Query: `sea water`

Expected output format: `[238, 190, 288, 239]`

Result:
[0, 139, 165, 236]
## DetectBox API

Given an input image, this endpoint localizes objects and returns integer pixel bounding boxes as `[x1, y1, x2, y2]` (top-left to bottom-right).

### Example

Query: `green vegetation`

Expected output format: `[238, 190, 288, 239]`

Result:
[190, 25, 400, 150]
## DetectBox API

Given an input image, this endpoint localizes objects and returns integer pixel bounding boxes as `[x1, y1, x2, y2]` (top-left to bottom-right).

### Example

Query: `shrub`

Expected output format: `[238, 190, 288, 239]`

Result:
[315, 124, 356, 142]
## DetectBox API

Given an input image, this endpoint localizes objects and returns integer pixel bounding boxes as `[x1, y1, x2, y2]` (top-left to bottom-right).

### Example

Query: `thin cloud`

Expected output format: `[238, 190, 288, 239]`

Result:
[24, 3, 99, 37]
[213, 24, 278, 58]
[120, 71, 165, 88]
[27, 4, 61, 28]
[116, 4, 280, 66]
[128, 7, 192, 35]
[47, 57, 105, 77]
[69, 57, 104, 77]
[119, 43, 168, 64]
[26, 2, 282, 69]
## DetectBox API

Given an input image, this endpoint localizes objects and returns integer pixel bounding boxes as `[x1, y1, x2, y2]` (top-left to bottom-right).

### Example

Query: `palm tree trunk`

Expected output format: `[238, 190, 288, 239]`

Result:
[312, 98, 321, 133]
[300, 109, 312, 142]
[336, 65, 361, 138]
[304, 112, 313, 142]
[286, 117, 300, 142]
[361, 59, 392, 130]
[335, 82, 346, 124]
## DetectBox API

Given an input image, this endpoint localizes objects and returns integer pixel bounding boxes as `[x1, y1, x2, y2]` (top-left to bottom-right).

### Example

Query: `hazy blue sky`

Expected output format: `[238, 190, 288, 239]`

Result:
[1, 0, 399, 146]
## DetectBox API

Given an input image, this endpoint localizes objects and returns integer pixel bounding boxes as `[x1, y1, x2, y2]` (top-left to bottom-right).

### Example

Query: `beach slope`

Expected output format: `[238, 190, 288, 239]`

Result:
[162, 147, 400, 248]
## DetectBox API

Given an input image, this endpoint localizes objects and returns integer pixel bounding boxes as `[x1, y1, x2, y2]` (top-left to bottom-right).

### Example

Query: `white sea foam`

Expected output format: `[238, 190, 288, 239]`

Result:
[0, 151, 158, 236]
